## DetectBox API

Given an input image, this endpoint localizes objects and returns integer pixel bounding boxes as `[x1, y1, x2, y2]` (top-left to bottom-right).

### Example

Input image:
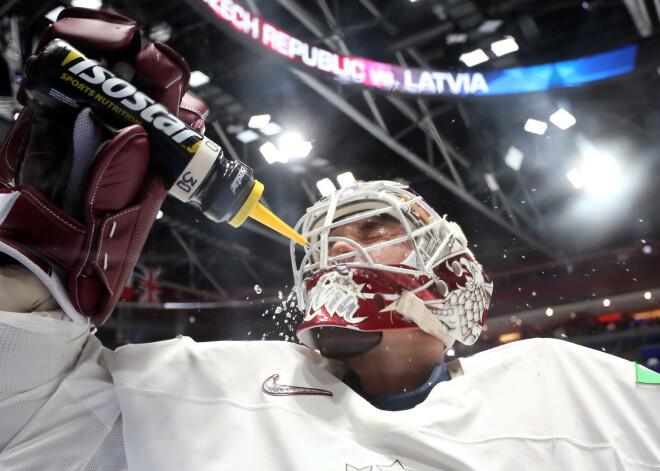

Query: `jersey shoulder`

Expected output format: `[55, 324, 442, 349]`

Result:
[105, 337, 345, 398]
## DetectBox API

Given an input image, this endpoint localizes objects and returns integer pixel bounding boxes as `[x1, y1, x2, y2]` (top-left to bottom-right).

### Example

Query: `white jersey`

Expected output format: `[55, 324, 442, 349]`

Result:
[1, 310, 659, 470]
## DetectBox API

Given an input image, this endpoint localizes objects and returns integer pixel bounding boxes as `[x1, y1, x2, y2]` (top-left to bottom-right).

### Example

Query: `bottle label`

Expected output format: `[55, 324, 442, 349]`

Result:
[230, 165, 249, 195]
[169, 137, 221, 202]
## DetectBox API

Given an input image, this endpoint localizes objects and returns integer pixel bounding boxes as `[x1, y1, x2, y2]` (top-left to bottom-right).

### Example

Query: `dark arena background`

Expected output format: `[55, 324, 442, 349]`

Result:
[1, 0, 659, 370]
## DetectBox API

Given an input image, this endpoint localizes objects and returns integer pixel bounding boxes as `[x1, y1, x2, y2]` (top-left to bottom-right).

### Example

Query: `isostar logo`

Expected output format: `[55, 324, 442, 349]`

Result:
[305, 271, 367, 324]
[230, 165, 248, 194]
[58, 44, 200, 152]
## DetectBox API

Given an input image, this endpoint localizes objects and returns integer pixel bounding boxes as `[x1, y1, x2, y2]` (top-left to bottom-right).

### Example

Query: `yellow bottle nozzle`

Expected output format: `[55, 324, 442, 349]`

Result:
[249, 202, 308, 246]
[228, 180, 307, 246]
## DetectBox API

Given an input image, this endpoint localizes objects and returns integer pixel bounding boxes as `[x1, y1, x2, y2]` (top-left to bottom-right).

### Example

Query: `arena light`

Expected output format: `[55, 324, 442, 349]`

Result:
[491, 37, 519, 57]
[504, 146, 524, 171]
[316, 178, 337, 196]
[189, 71, 210, 88]
[582, 151, 621, 196]
[337, 171, 356, 188]
[459, 49, 489, 67]
[545, 307, 554, 317]
[478, 19, 503, 33]
[235, 129, 259, 143]
[549, 108, 577, 130]
[603, 298, 611, 307]
[484, 173, 500, 191]
[248, 114, 271, 129]
[524, 119, 548, 135]
[70, 0, 102, 9]
[566, 168, 585, 189]
[261, 121, 282, 136]
[148, 22, 172, 42]
[572, 137, 623, 196]
[279, 133, 312, 159]
[45, 6, 66, 22]
[226, 124, 244, 134]
[259, 142, 287, 164]
[644, 292, 653, 300]
[446, 33, 468, 45]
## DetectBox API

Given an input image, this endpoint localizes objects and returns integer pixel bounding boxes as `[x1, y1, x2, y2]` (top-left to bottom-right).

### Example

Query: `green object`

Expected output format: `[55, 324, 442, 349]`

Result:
[176, 334, 183, 339]
[635, 362, 660, 384]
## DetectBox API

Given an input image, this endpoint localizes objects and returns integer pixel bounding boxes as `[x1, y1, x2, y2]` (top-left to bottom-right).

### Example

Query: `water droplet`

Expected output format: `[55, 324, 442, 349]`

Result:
[254, 285, 262, 294]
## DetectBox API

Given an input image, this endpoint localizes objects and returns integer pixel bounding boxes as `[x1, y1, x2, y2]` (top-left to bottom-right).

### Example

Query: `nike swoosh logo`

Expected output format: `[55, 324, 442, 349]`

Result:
[262, 374, 333, 397]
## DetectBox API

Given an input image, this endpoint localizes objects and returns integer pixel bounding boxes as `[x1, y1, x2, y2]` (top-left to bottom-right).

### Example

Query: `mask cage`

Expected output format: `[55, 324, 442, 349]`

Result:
[290, 181, 461, 310]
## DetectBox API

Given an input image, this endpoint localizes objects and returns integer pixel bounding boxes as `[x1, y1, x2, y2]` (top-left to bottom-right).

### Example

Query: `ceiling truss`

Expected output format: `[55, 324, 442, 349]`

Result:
[264, 0, 560, 259]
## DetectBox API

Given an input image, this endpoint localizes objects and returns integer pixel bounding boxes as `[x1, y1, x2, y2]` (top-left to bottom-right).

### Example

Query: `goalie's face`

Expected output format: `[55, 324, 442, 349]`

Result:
[293, 180, 493, 352]
[327, 215, 413, 265]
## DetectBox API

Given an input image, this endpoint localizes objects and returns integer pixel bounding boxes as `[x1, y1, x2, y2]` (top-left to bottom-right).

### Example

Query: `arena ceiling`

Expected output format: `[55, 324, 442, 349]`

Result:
[2, 0, 660, 349]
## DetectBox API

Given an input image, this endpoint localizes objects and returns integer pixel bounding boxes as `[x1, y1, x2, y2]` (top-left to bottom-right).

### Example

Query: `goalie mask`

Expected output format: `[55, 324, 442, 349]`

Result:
[291, 181, 493, 355]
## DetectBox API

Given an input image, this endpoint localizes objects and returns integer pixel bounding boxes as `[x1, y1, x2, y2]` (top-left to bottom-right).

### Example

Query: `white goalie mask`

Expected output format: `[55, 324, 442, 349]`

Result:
[290, 180, 494, 348]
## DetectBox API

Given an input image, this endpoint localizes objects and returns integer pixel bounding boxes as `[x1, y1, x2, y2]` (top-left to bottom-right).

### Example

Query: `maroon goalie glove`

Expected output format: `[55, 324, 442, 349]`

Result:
[0, 8, 207, 326]
[0, 125, 162, 325]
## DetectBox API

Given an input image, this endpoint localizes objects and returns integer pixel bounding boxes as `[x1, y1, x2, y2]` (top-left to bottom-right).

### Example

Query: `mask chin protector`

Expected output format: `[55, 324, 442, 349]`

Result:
[301, 326, 383, 359]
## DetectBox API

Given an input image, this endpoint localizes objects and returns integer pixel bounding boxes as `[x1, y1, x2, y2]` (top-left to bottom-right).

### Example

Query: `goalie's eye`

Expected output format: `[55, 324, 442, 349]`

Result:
[329, 215, 405, 245]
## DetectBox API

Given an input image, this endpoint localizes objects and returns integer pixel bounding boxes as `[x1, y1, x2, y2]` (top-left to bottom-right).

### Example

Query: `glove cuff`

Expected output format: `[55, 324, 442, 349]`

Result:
[0, 173, 167, 326]
[0, 240, 88, 325]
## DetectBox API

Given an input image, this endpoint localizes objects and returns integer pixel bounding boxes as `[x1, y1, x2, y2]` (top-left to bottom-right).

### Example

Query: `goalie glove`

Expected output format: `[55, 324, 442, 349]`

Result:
[0, 7, 207, 326]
